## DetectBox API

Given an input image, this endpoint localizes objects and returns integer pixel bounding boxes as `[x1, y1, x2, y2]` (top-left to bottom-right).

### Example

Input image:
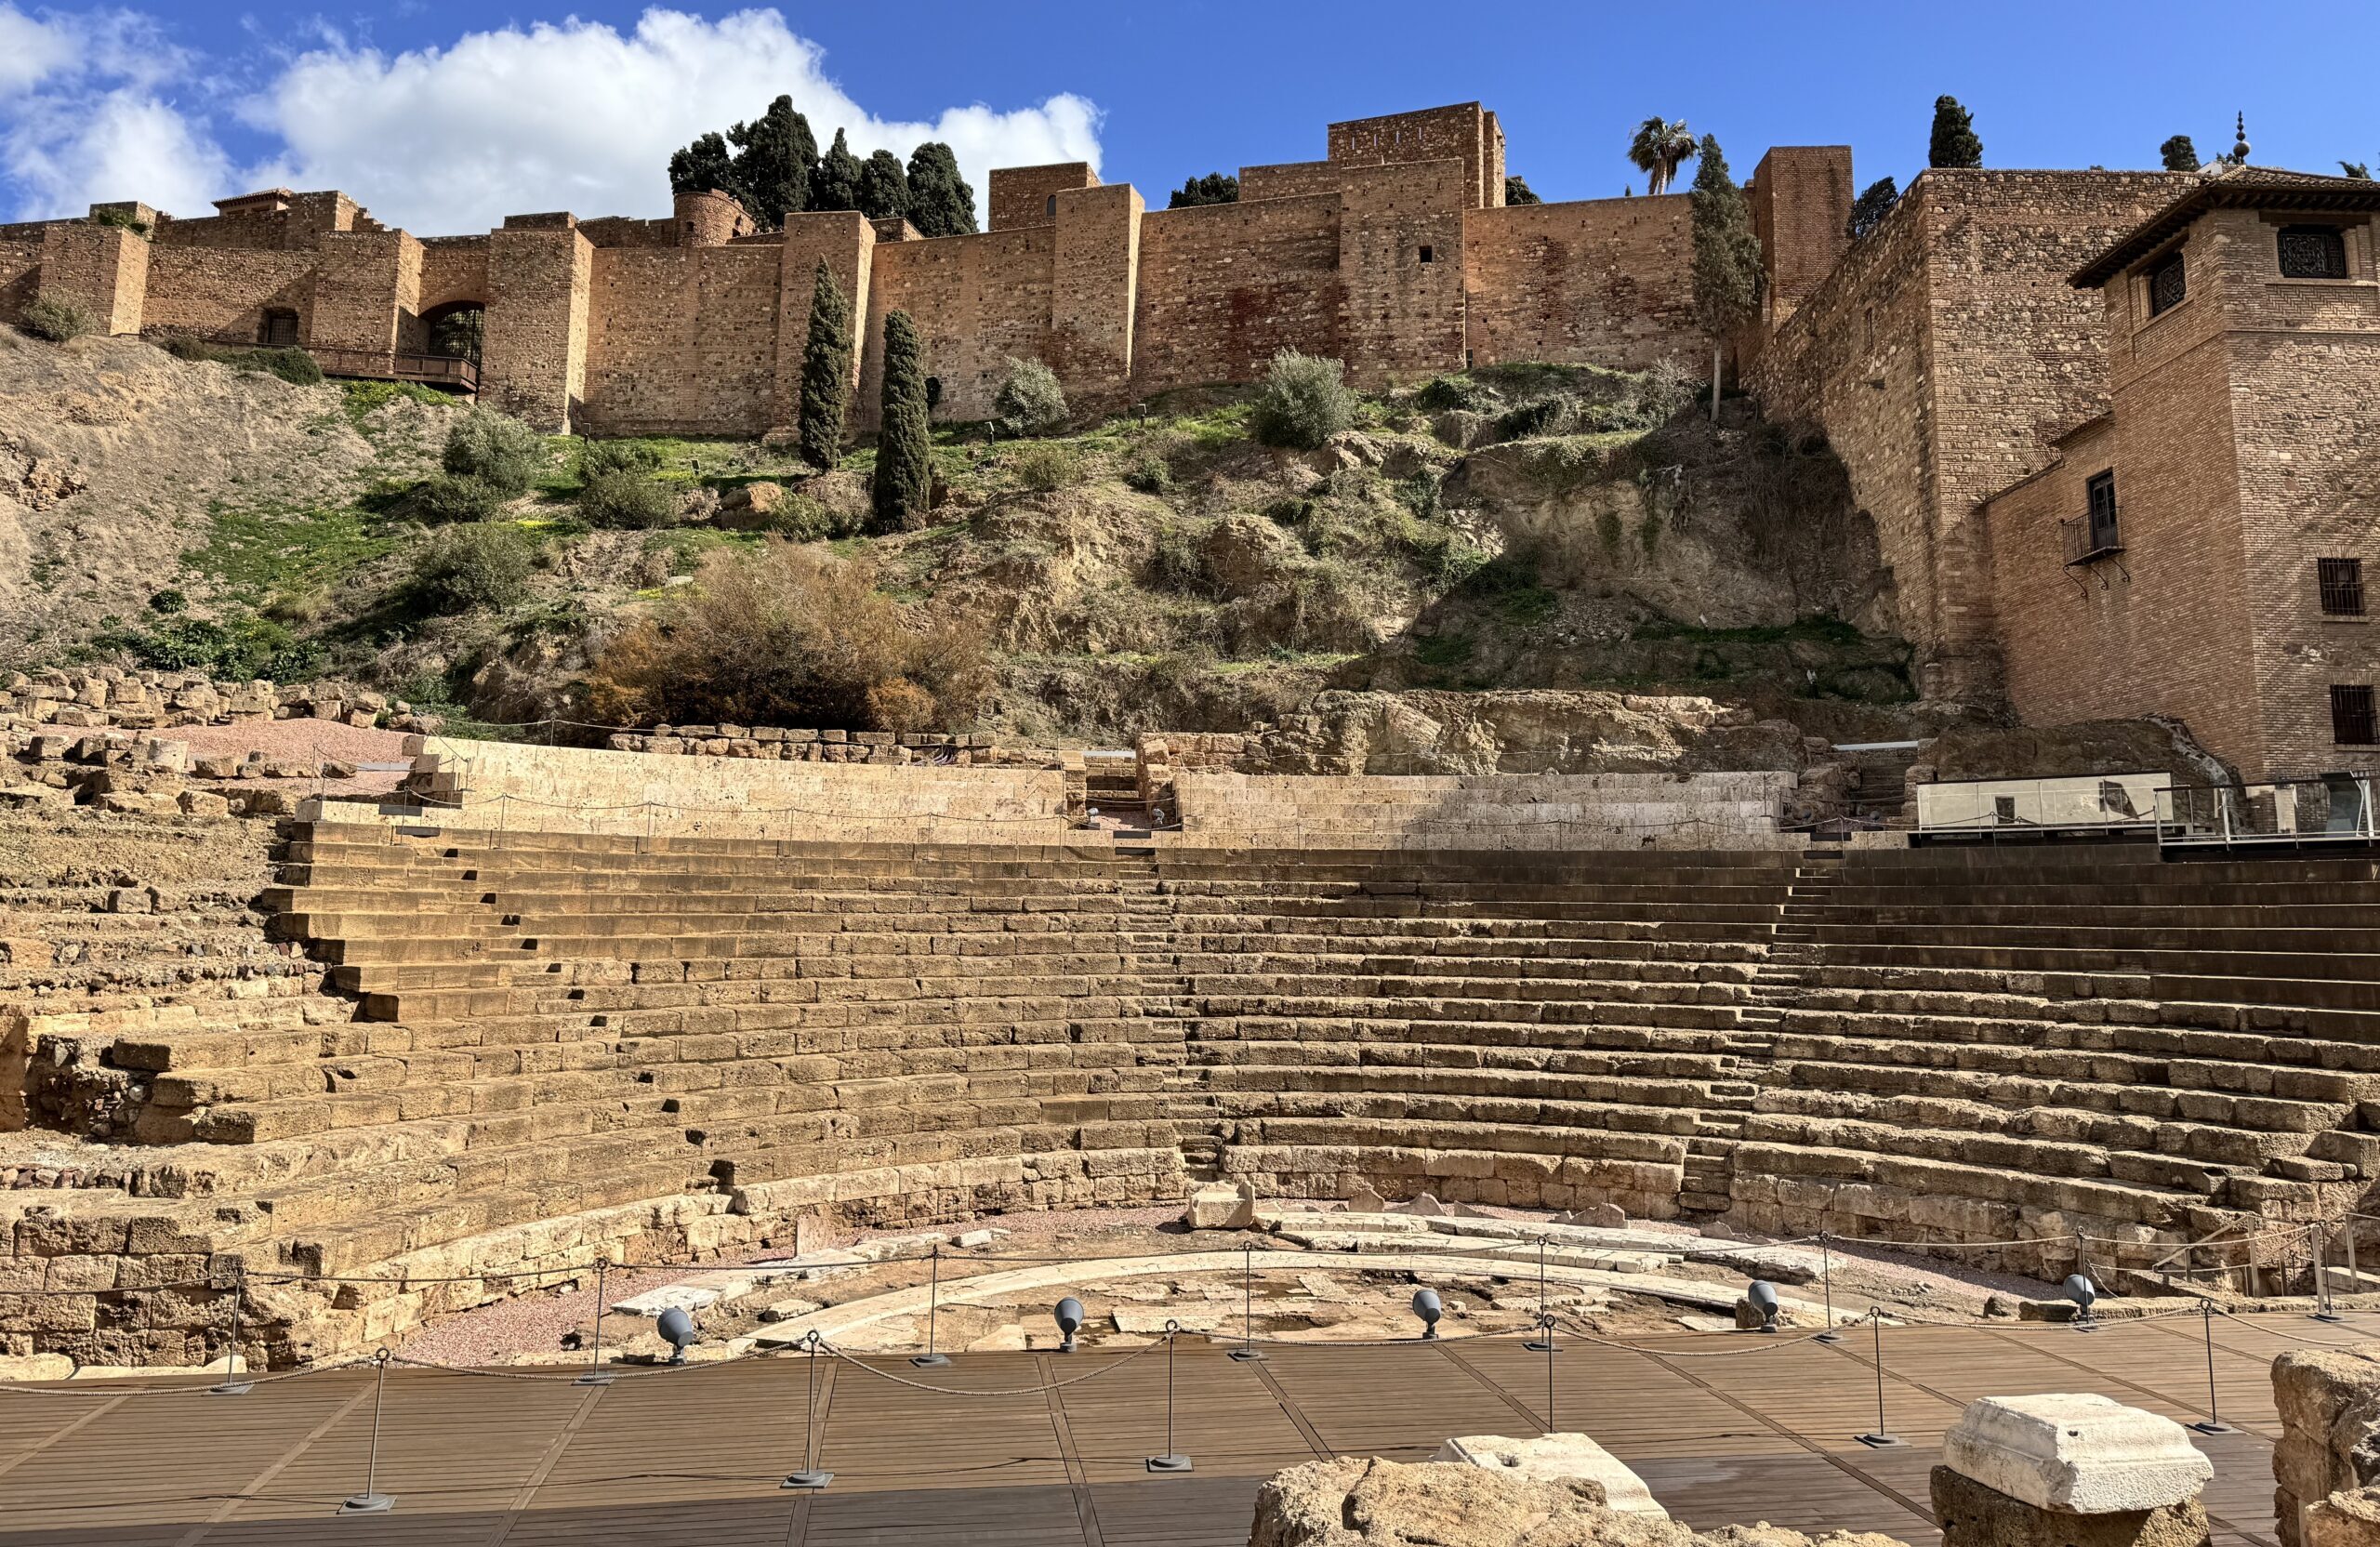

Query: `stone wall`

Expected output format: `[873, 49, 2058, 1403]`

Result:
[482, 218, 593, 430]
[988, 164, 1098, 231]
[581, 241, 784, 436]
[139, 245, 316, 341]
[1461, 193, 1700, 372]
[864, 225, 1057, 426]
[2273, 1343, 2380, 1547]
[1132, 196, 1342, 391]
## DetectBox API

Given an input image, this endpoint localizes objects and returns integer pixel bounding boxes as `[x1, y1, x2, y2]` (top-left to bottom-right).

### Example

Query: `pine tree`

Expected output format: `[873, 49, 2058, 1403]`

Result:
[1689, 135, 1764, 421]
[668, 132, 737, 198]
[857, 151, 911, 222]
[1167, 172, 1239, 208]
[905, 143, 978, 236]
[872, 311, 932, 530]
[2161, 135, 2201, 172]
[1845, 177, 1899, 241]
[814, 129, 864, 212]
[726, 95, 817, 228]
[798, 260, 853, 471]
[1502, 175, 1541, 205]
[1928, 96, 1983, 168]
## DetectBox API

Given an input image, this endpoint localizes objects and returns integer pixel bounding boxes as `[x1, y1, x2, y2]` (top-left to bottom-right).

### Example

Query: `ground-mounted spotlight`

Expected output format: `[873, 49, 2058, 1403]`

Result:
[2062, 1274, 2098, 1332]
[1054, 1296, 1085, 1354]
[1411, 1289, 1443, 1341]
[658, 1305, 699, 1364]
[1747, 1279, 1780, 1334]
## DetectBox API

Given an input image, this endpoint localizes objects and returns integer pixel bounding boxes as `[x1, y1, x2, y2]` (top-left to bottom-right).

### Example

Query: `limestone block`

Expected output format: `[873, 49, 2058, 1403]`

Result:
[1430, 1433, 1668, 1517]
[1184, 1182, 1256, 1230]
[2308, 1489, 2380, 1547]
[1941, 1395, 2211, 1514]
[1933, 1467, 2211, 1547]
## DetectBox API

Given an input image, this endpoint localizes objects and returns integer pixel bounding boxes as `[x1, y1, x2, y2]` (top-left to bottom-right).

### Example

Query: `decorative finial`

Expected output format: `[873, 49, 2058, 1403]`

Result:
[2231, 112, 2251, 167]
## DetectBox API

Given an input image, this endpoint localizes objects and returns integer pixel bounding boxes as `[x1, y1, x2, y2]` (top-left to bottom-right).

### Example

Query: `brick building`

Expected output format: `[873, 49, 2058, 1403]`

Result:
[1980, 170, 2380, 780]
[4, 103, 1851, 440]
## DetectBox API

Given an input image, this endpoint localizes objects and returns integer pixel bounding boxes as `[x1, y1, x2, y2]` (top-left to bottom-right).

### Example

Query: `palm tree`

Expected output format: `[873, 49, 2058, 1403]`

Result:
[1629, 117, 1697, 195]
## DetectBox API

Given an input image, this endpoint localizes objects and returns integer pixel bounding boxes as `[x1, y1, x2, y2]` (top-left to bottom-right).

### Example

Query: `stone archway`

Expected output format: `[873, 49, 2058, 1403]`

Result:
[420, 299, 485, 366]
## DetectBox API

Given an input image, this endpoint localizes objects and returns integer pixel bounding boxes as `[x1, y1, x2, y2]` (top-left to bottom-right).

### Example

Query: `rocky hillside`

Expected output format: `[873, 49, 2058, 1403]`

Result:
[0, 332, 1945, 753]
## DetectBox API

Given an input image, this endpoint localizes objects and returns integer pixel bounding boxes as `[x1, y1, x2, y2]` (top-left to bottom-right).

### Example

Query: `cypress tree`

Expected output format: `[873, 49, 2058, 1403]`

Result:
[1844, 176, 1899, 241]
[1928, 96, 1983, 168]
[905, 143, 978, 236]
[1688, 135, 1764, 421]
[668, 131, 736, 198]
[726, 95, 816, 228]
[2161, 135, 2201, 171]
[1167, 172, 1239, 208]
[798, 259, 853, 471]
[1502, 175, 1541, 205]
[814, 129, 864, 211]
[872, 310, 932, 530]
[857, 150, 911, 222]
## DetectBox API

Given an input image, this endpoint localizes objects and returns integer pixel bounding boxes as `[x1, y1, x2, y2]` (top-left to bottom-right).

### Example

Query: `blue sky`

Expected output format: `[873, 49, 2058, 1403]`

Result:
[2, 1, 2372, 231]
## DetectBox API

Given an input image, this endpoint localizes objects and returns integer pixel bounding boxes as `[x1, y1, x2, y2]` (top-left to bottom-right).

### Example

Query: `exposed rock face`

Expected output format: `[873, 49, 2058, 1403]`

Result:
[1237, 689, 1811, 776]
[1249, 1456, 1914, 1547]
[2274, 1345, 2380, 1547]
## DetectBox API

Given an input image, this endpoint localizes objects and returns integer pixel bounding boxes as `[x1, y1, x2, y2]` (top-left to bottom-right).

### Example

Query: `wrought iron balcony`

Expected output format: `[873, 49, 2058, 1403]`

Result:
[2061, 511, 2122, 566]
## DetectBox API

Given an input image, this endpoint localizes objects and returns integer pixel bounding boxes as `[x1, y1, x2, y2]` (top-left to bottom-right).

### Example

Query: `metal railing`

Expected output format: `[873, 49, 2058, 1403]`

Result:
[155, 329, 478, 391]
[2061, 511, 2123, 565]
[2158, 772, 2380, 848]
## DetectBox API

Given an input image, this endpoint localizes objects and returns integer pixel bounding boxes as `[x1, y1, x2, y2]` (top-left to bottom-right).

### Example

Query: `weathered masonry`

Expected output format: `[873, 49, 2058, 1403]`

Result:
[0, 103, 1852, 437]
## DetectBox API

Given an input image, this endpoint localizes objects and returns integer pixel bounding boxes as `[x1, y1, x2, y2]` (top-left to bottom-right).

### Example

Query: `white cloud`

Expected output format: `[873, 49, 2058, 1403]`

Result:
[242, 7, 1102, 233]
[0, 7, 227, 217]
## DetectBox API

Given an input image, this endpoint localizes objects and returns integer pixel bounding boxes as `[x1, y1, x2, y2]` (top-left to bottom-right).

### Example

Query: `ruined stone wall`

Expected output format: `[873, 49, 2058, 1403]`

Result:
[1461, 193, 1701, 373]
[580, 242, 783, 436]
[1131, 197, 1341, 394]
[863, 226, 1055, 425]
[1753, 170, 2187, 696]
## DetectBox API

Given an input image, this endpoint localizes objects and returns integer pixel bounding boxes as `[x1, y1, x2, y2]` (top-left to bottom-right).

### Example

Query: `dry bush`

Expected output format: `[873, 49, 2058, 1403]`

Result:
[586, 542, 988, 731]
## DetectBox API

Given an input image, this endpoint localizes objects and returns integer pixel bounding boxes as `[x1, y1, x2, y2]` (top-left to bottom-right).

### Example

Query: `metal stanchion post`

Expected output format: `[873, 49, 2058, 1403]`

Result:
[1146, 1323, 1192, 1473]
[1525, 1237, 1558, 1354]
[575, 1258, 615, 1386]
[208, 1269, 253, 1396]
[1815, 1230, 1842, 1343]
[1229, 1243, 1264, 1362]
[2314, 1226, 2343, 1322]
[783, 1331, 833, 1489]
[2190, 1302, 2235, 1435]
[339, 1349, 397, 1514]
[1541, 1316, 1559, 1434]
[1854, 1312, 1903, 1448]
[913, 1243, 951, 1368]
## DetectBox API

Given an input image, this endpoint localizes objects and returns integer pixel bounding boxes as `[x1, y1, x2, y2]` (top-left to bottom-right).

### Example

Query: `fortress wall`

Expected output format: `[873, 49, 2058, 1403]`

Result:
[772, 212, 874, 431]
[1046, 182, 1143, 404]
[1239, 162, 1340, 202]
[1461, 193, 1701, 373]
[138, 246, 316, 341]
[309, 230, 416, 354]
[864, 227, 1056, 425]
[1329, 102, 1496, 209]
[580, 242, 784, 436]
[1336, 161, 1467, 386]
[1747, 147, 1853, 325]
[989, 164, 1098, 231]
[482, 221, 593, 430]
[0, 239, 39, 322]
[417, 239, 489, 314]
[1752, 170, 2184, 694]
[1131, 196, 1341, 395]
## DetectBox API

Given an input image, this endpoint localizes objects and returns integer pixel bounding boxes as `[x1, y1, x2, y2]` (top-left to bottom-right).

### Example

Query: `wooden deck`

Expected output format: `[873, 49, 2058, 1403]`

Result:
[0, 1311, 2351, 1546]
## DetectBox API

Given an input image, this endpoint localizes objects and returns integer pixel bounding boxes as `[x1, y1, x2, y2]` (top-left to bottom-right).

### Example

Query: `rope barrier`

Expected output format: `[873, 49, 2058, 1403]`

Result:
[817, 1333, 1166, 1396]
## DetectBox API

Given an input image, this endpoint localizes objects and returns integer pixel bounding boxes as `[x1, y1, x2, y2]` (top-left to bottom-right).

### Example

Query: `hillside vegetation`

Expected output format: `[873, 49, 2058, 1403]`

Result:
[0, 331, 1923, 747]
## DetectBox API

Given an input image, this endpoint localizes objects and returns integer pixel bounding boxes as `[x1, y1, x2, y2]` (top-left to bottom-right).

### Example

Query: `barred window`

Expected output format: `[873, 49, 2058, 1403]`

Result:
[259, 309, 298, 348]
[2148, 251, 2188, 317]
[2321, 558, 2367, 616]
[2334, 684, 2378, 746]
[2279, 224, 2350, 280]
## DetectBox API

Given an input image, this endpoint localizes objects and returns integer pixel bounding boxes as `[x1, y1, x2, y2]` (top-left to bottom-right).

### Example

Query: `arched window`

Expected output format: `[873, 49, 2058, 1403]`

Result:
[424, 302, 485, 366]
[924, 376, 943, 411]
[1044, 194, 1056, 218]
[2279, 224, 2349, 280]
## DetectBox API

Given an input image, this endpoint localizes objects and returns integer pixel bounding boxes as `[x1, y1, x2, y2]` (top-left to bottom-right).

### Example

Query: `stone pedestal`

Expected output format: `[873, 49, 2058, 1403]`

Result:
[1430, 1433, 1668, 1517]
[1935, 1394, 2214, 1547]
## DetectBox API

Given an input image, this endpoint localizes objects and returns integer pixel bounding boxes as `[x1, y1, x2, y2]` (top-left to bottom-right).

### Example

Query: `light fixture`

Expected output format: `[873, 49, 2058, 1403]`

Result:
[1411, 1289, 1442, 1341]
[1054, 1296, 1084, 1355]
[1747, 1279, 1780, 1333]
[658, 1306, 699, 1364]
[2062, 1274, 2098, 1332]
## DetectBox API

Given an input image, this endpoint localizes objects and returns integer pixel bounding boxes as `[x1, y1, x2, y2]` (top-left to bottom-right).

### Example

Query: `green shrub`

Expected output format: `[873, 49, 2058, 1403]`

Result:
[1149, 523, 1204, 592]
[578, 439, 663, 481]
[104, 613, 319, 680]
[147, 588, 187, 615]
[155, 336, 323, 383]
[1122, 450, 1173, 495]
[91, 206, 151, 236]
[580, 469, 678, 529]
[757, 492, 865, 542]
[993, 357, 1068, 436]
[1008, 441, 1081, 493]
[21, 298, 91, 342]
[408, 523, 533, 615]
[1495, 394, 1575, 440]
[442, 412, 542, 496]
[1415, 376, 1487, 412]
[416, 472, 505, 524]
[1248, 350, 1354, 450]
